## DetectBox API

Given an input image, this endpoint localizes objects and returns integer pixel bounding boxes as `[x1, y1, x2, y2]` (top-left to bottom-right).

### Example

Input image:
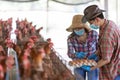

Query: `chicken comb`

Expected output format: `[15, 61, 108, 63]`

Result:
[31, 35, 38, 39]
[14, 29, 19, 33]
[28, 38, 34, 43]
[5, 38, 13, 43]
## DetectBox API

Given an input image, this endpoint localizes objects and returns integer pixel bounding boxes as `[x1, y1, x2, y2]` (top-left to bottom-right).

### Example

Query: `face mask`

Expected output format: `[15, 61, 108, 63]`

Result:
[90, 24, 99, 29]
[74, 29, 85, 36]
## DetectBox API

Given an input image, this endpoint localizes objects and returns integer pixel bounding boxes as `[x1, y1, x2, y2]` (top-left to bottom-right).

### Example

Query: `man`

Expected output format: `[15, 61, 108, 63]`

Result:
[82, 5, 120, 80]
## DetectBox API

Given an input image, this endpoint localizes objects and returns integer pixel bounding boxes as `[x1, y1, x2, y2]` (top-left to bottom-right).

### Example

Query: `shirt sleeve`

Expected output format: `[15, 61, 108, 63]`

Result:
[67, 38, 75, 59]
[100, 32, 114, 61]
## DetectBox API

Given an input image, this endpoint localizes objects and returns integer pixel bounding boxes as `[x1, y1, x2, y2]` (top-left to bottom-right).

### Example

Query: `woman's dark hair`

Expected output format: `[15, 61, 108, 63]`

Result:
[89, 13, 104, 21]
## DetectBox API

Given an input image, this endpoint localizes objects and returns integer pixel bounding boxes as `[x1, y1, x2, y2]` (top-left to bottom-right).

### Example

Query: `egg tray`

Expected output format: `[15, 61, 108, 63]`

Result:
[69, 59, 97, 68]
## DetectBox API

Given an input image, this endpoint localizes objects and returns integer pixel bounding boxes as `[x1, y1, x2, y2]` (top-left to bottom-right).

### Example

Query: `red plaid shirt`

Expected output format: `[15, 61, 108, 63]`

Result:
[98, 19, 120, 80]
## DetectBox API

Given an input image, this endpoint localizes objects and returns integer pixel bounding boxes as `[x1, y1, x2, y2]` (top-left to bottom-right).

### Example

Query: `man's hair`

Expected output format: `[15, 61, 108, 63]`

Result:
[89, 13, 104, 21]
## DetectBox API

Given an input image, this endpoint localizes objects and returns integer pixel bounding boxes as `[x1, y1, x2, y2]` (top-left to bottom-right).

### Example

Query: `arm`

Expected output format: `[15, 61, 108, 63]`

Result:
[91, 59, 110, 70]
[67, 38, 87, 60]
[67, 38, 76, 59]
[91, 31, 114, 70]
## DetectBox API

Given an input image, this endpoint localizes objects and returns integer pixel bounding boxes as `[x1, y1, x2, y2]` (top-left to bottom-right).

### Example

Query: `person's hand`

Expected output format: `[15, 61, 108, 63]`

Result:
[75, 52, 87, 59]
[90, 66, 97, 71]
[81, 65, 91, 72]
[88, 54, 98, 61]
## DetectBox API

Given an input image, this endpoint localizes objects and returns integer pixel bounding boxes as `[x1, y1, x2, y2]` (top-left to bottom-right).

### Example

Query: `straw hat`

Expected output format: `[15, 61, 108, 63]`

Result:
[66, 15, 91, 32]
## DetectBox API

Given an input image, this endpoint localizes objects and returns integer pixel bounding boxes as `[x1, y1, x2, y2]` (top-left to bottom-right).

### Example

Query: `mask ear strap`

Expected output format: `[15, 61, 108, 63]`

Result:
[93, 18, 99, 27]
[95, 17, 99, 24]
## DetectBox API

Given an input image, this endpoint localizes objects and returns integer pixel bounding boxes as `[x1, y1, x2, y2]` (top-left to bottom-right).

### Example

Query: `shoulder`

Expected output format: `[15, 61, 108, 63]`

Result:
[67, 33, 77, 42]
[106, 20, 119, 34]
[107, 20, 118, 30]
[108, 20, 117, 26]
[68, 33, 75, 39]
[87, 30, 99, 41]
[89, 30, 98, 36]
[105, 20, 120, 38]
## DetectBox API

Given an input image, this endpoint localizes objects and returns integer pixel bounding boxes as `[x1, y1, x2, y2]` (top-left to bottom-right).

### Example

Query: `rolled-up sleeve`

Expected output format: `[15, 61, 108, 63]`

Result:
[100, 31, 114, 61]
[67, 38, 75, 59]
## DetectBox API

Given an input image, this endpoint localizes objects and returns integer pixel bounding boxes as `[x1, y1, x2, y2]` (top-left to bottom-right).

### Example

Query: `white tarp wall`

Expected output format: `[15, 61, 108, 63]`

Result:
[99, 0, 120, 27]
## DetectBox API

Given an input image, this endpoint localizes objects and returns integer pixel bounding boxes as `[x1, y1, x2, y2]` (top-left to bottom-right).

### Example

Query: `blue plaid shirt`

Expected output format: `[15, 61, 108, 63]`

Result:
[67, 30, 98, 59]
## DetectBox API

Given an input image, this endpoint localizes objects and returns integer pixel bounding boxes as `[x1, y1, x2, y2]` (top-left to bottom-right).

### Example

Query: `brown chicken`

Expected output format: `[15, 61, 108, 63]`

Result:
[31, 46, 46, 80]
[0, 64, 4, 80]
[12, 43, 21, 58]
[0, 45, 6, 80]
[18, 40, 35, 80]
[44, 38, 53, 56]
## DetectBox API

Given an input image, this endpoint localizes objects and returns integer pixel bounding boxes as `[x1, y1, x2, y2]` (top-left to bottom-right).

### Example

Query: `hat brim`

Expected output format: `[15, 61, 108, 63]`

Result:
[66, 24, 85, 32]
[82, 16, 87, 23]
[66, 24, 91, 32]
[66, 25, 74, 32]
[82, 9, 106, 23]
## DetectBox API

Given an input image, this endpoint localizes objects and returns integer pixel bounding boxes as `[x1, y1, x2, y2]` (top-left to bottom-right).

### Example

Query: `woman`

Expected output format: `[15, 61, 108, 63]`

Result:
[66, 14, 99, 80]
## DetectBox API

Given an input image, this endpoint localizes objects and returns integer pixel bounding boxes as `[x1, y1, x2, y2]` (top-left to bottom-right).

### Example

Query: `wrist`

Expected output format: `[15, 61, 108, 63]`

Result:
[91, 66, 97, 70]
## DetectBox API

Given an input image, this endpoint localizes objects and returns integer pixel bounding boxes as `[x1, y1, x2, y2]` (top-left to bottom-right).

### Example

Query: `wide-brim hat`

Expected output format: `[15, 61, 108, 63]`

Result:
[66, 15, 91, 32]
[82, 5, 105, 23]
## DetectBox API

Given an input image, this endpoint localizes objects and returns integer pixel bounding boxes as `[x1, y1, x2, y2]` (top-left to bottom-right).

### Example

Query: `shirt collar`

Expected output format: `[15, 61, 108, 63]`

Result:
[100, 19, 107, 31]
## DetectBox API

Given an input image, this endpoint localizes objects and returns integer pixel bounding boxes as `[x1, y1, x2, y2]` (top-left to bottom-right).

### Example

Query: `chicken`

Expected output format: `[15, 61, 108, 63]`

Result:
[30, 35, 39, 43]
[30, 46, 46, 80]
[18, 39, 36, 80]
[35, 27, 44, 42]
[0, 64, 4, 80]
[5, 55, 15, 70]
[49, 51, 76, 80]
[0, 25, 3, 42]
[0, 45, 6, 80]
[4, 38, 13, 48]
[44, 38, 53, 55]
[12, 43, 21, 57]
[20, 51, 31, 80]
[33, 46, 45, 71]
[32, 45, 57, 80]
[0, 45, 6, 57]
[36, 27, 43, 34]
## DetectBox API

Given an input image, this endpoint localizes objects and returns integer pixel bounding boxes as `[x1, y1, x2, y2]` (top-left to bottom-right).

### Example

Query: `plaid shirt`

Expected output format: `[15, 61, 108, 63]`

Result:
[67, 30, 98, 59]
[98, 20, 120, 80]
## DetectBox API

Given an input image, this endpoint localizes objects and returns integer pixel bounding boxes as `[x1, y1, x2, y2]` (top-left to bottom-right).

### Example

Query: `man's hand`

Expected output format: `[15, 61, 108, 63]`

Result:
[90, 66, 97, 71]
[90, 59, 110, 70]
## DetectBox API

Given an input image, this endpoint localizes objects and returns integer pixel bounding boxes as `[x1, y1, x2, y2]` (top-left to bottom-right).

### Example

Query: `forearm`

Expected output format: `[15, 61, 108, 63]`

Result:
[91, 59, 110, 70]
[68, 53, 76, 59]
